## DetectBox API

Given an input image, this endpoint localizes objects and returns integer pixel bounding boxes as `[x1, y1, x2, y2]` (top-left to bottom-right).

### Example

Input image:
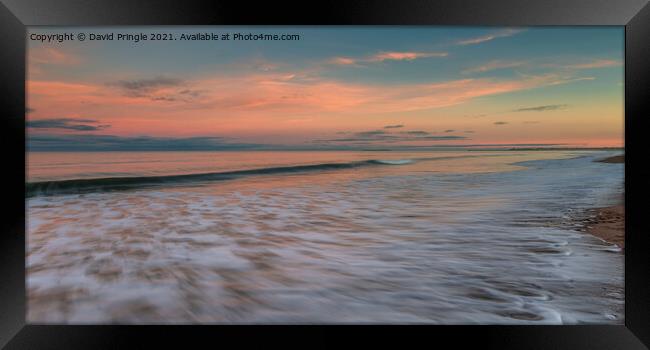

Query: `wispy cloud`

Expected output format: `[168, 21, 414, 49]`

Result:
[384, 124, 404, 129]
[462, 60, 525, 74]
[329, 57, 357, 65]
[110, 77, 183, 92]
[27, 118, 110, 131]
[400, 130, 430, 136]
[315, 128, 466, 144]
[29, 72, 596, 135]
[330, 51, 448, 66]
[107, 76, 205, 102]
[370, 52, 448, 61]
[28, 47, 82, 77]
[456, 29, 524, 46]
[109, 76, 181, 95]
[317, 135, 467, 143]
[546, 77, 595, 85]
[465, 114, 487, 118]
[27, 134, 260, 152]
[462, 58, 620, 76]
[494, 121, 508, 125]
[30, 48, 80, 65]
[513, 104, 568, 112]
[355, 130, 388, 137]
[562, 59, 622, 70]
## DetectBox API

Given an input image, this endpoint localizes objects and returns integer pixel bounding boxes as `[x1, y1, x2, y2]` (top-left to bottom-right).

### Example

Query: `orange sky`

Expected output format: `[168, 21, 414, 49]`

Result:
[27, 27, 624, 150]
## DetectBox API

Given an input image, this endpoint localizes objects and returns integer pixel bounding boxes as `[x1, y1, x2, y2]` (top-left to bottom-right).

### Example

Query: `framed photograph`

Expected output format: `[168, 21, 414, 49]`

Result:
[1, 0, 648, 348]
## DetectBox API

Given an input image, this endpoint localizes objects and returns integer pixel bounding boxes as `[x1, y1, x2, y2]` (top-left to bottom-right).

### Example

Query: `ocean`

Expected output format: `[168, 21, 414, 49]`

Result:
[26, 150, 624, 323]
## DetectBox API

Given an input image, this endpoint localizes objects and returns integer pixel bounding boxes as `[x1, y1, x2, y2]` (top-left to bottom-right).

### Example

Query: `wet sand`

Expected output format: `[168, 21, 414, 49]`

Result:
[581, 205, 625, 251]
[578, 154, 624, 250]
[596, 154, 624, 164]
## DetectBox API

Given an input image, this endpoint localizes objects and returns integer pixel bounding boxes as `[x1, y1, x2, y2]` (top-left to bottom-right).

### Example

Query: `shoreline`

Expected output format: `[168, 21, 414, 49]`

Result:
[578, 204, 625, 251]
[575, 153, 624, 250]
[596, 154, 624, 164]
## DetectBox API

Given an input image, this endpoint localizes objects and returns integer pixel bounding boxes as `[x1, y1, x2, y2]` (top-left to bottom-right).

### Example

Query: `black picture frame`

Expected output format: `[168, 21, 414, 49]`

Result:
[1, 0, 649, 348]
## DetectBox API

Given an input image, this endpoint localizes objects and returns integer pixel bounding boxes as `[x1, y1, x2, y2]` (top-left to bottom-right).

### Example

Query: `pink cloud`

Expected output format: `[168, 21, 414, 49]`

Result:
[330, 57, 357, 65]
[369, 51, 448, 62]
[461, 60, 526, 74]
[27, 70, 595, 138]
[456, 29, 524, 46]
[462, 58, 621, 76]
[330, 51, 448, 65]
[30, 48, 80, 65]
[564, 59, 622, 69]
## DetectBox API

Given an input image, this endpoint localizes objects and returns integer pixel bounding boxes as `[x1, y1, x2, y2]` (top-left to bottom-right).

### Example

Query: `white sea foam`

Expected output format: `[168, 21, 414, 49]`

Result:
[26, 151, 624, 323]
[372, 159, 414, 165]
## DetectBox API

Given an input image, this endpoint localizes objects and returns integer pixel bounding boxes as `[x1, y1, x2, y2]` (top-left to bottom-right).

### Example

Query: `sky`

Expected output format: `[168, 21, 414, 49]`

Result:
[27, 26, 624, 151]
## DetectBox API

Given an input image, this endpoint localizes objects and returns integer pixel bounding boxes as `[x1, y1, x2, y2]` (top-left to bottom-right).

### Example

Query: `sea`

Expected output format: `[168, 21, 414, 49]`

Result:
[26, 149, 624, 323]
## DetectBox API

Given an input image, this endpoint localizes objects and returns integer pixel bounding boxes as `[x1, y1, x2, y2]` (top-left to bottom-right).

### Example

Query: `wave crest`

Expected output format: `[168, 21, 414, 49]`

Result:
[370, 159, 414, 165]
[26, 158, 417, 197]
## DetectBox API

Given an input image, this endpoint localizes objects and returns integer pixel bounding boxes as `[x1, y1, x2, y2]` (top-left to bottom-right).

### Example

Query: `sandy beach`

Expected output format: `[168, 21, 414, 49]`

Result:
[596, 154, 624, 164]
[577, 154, 624, 250]
[581, 204, 625, 250]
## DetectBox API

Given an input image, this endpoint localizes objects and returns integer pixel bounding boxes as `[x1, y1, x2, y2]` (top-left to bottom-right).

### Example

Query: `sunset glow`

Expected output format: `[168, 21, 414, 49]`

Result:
[26, 26, 626, 324]
[27, 27, 624, 150]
